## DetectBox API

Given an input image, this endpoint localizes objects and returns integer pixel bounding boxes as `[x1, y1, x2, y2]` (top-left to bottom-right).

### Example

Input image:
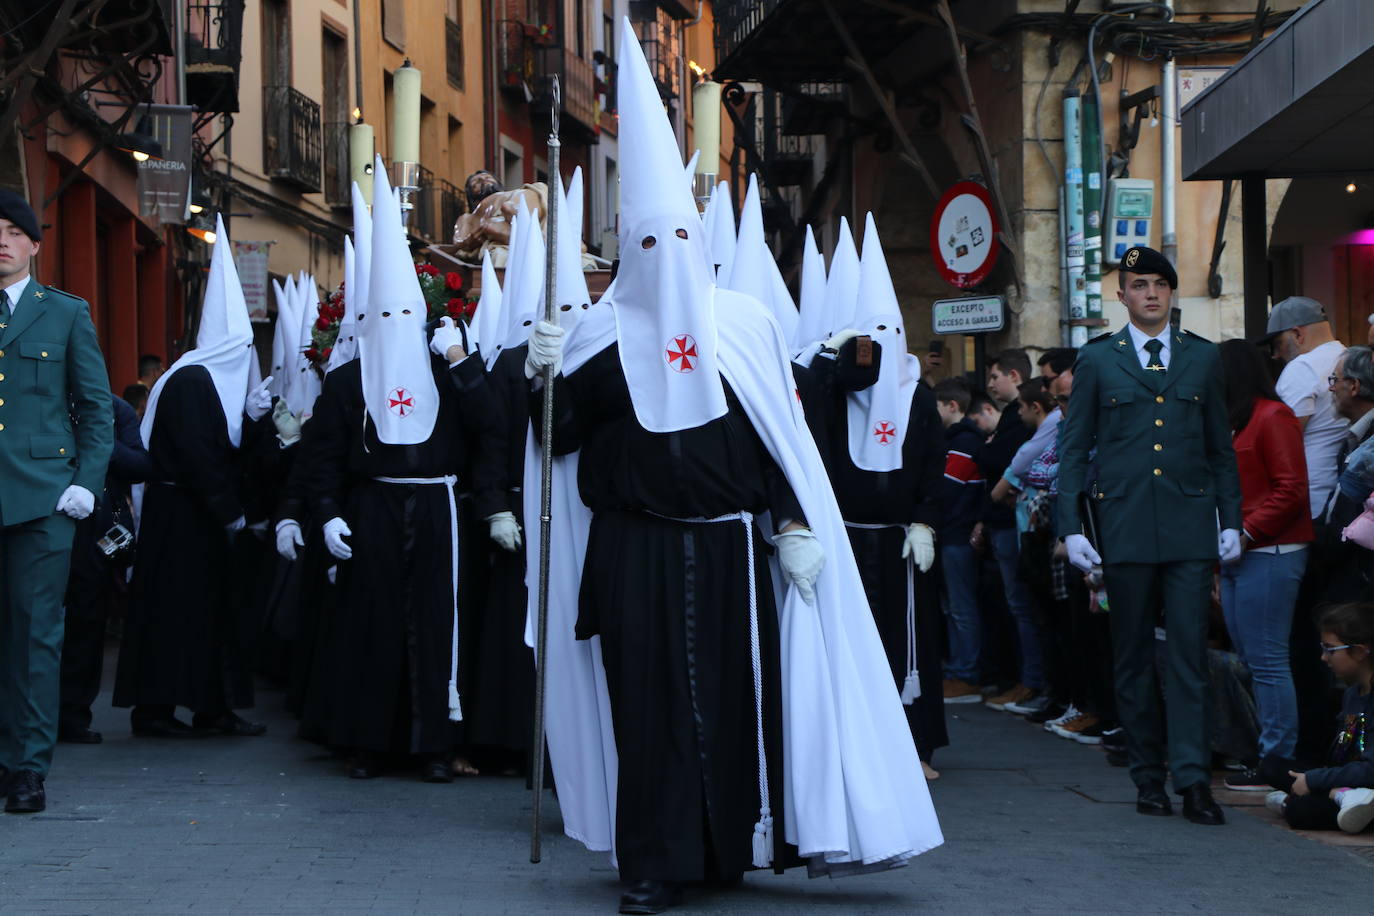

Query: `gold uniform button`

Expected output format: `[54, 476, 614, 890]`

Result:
[1155, 419, 1164, 427]
[1153, 443, 1163, 452]
[1155, 395, 1165, 404]
[0, 422, 5, 430]
[1153, 468, 1162, 476]
[40, 351, 48, 358]
[0, 397, 5, 405]
[0, 349, 5, 356]
[0, 373, 5, 381]
[59, 447, 65, 454]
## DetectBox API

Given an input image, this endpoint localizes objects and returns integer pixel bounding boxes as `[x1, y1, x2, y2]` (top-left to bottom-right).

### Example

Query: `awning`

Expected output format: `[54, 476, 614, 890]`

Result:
[1182, 0, 1374, 180]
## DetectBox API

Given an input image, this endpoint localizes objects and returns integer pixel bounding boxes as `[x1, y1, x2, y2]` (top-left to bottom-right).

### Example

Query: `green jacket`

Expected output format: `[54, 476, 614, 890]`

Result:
[0, 280, 113, 526]
[1057, 325, 1242, 563]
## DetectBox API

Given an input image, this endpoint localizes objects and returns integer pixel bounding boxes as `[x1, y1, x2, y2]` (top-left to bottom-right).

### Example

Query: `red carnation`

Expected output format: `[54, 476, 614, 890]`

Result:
[445, 272, 463, 291]
[332, 303, 346, 320]
[304, 347, 319, 361]
[322, 346, 333, 360]
[421, 263, 440, 277]
[315, 316, 331, 331]
[463, 300, 478, 318]
[446, 301, 463, 318]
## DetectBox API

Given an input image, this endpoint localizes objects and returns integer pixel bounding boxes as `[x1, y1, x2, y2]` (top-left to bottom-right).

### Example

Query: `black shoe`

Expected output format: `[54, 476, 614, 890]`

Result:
[619, 879, 683, 915]
[1180, 784, 1225, 825]
[58, 726, 103, 744]
[131, 715, 199, 738]
[1136, 780, 1173, 816]
[192, 712, 267, 737]
[5, 770, 46, 814]
[1026, 701, 1068, 725]
[1223, 767, 1268, 792]
[348, 753, 382, 779]
[421, 758, 454, 784]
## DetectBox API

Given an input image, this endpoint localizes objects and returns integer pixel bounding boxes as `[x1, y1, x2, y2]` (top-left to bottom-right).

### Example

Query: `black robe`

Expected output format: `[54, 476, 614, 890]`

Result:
[303, 356, 504, 755]
[538, 344, 802, 884]
[114, 365, 254, 713]
[812, 349, 949, 762]
[461, 344, 534, 756]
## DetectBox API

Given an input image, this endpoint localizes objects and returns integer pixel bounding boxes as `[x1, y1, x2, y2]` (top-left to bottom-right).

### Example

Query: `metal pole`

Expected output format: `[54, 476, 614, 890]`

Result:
[174, 0, 187, 104]
[1081, 92, 1103, 327]
[1063, 88, 1087, 348]
[530, 75, 561, 866]
[1161, 0, 1177, 267]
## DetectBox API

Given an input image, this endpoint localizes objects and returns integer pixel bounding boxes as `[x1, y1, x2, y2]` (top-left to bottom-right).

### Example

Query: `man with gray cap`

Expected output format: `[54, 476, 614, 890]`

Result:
[1262, 297, 1347, 518]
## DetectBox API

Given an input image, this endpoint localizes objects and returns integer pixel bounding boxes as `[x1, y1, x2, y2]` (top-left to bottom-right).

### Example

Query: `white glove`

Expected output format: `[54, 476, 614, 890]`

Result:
[246, 376, 275, 421]
[775, 527, 825, 606]
[272, 400, 302, 445]
[327, 565, 337, 585]
[486, 511, 523, 552]
[1064, 533, 1101, 573]
[524, 320, 565, 379]
[901, 523, 936, 574]
[323, 517, 353, 560]
[225, 515, 246, 535]
[55, 485, 95, 520]
[1219, 528, 1243, 564]
[276, 519, 304, 561]
[430, 316, 468, 364]
[824, 329, 861, 351]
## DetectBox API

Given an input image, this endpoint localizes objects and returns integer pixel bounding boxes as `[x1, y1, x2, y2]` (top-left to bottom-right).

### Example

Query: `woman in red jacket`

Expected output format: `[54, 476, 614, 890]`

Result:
[1218, 339, 1315, 790]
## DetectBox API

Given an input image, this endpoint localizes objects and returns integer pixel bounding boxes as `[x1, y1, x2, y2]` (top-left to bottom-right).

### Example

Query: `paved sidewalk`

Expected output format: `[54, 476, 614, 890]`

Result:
[1, 678, 1367, 915]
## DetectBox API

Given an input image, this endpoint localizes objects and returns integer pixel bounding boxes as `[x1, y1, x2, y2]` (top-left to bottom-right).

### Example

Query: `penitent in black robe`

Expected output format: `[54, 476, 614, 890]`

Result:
[812, 349, 949, 763]
[114, 365, 255, 714]
[537, 343, 801, 884]
[303, 355, 504, 756]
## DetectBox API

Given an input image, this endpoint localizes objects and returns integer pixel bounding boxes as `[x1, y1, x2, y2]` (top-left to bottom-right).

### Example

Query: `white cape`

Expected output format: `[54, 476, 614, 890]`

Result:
[529, 289, 942, 872]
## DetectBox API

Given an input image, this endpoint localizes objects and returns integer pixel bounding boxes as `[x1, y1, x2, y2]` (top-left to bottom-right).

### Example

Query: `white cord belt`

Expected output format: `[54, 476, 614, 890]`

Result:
[374, 475, 464, 722]
[646, 508, 774, 868]
[844, 521, 920, 704]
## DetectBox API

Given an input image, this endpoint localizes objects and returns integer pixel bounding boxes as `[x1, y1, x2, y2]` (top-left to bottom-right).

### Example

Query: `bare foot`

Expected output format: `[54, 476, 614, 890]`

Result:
[922, 761, 940, 781]
[450, 756, 480, 777]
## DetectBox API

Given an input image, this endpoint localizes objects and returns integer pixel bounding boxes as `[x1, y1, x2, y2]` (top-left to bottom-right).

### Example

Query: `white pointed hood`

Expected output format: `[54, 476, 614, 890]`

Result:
[287, 273, 323, 418]
[684, 148, 700, 183]
[826, 216, 861, 334]
[553, 167, 592, 334]
[481, 205, 520, 369]
[498, 196, 546, 352]
[142, 214, 256, 448]
[725, 174, 797, 345]
[471, 250, 503, 363]
[610, 16, 725, 433]
[794, 225, 828, 353]
[706, 179, 736, 281]
[328, 184, 369, 372]
[359, 155, 439, 444]
[846, 213, 919, 472]
[269, 276, 298, 397]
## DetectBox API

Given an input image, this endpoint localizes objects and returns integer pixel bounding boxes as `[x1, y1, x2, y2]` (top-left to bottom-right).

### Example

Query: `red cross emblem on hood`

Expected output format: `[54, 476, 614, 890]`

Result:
[874, 421, 897, 444]
[666, 334, 699, 373]
[387, 387, 415, 417]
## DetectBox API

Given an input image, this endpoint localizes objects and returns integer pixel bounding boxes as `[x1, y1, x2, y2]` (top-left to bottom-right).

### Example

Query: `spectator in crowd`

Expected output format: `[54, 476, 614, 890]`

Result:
[934, 378, 986, 703]
[1216, 339, 1313, 791]
[973, 349, 1040, 712]
[137, 354, 165, 390]
[1261, 297, 1347, 518]
[1262, 603, 1374, 835]
[122, 382, 149, 419]
[967, 390, 1002, 437]
[1310, 346, 1374, 603]
[919, 339, 946, 386]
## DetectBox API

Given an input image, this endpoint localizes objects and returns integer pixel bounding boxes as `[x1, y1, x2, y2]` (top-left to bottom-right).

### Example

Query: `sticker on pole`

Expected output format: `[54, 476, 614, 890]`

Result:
[930, 180, 999, 290]
[932, 296, 1005, 335]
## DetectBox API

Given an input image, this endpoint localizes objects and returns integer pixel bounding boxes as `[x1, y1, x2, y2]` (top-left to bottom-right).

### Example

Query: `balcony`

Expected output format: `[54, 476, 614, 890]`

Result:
[780, 82, 846, 136]
[594, 54, 617, 135]
[632, 8, 682, 100]
[185, 0, 245, 113]
[322, 121, 349, 208]
[497, 20, 538, 100]
[534, 47, 600, 140]
[410, 166, 438, 241]
[713, 0, 924, 84]
[263, 86, 322, 193]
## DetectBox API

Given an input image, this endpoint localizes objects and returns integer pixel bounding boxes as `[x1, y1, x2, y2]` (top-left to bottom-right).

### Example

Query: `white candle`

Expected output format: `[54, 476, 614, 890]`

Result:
[692, 80, 721, 174]
[349, 122, 374, 204]
[392, 61, 422, 164]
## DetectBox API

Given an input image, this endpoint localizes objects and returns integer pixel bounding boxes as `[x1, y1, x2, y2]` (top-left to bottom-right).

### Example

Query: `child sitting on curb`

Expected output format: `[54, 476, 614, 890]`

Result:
[1261, 603, 1374, 833]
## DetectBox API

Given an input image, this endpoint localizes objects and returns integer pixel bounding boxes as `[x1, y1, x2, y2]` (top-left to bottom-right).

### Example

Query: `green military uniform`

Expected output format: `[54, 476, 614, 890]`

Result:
[1057, 323, 1241, 793]
[0, 279, 113, 780]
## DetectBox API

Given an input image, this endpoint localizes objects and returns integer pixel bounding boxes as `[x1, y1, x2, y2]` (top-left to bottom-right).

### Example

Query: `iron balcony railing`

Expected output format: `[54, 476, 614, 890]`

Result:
[410, 165, 437, 241]
[713, 0, 787, 68]
[535, 47, 599, 136]
[263, 86, 322, 193]
[322, 120, 349, 208]
[184, 0, 245, 113]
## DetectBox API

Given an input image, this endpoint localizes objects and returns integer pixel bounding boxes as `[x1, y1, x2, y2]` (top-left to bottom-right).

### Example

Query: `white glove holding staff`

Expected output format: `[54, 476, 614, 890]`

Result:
[525, 320, 565, 379]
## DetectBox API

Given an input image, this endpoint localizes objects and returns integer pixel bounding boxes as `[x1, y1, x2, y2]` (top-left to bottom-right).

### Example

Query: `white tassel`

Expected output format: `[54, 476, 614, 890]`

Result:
[447, 681, 463, 722]
[900, 671, 920, 705]
[751, 809, 774, 869]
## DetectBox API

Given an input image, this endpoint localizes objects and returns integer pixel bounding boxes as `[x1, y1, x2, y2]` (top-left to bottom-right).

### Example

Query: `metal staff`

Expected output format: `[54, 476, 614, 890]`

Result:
[530, 75, 561, 865]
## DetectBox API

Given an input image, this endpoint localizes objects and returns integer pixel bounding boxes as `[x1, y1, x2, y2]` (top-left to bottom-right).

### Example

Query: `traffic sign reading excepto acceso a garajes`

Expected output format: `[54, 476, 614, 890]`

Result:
[932, 296, 1005, 335]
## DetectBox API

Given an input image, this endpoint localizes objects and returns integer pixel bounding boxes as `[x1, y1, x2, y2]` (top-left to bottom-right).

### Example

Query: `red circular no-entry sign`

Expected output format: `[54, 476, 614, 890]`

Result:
[930, 180, 999, 290]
